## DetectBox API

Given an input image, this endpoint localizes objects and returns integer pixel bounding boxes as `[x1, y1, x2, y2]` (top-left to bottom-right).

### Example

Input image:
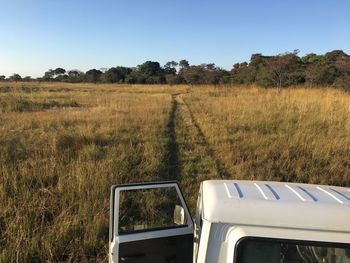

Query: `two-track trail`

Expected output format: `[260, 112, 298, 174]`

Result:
[161, 91, 232, 212]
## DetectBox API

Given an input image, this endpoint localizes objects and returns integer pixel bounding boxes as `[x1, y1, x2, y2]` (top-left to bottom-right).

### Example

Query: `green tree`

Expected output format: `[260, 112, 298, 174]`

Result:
[165, 74, 183, 84]
[23, 76, 32, 82]
[55, 74, 69, 82]
[54, 68, 66, 76]
[43, 69, 55, 81]
[67, 70, 84, 83]
[205, 63, 216, 71]
[138, 61, 162, 77]
[124, 75, 137, 84]
[9, 74, 22, 82]
[231, 62, 251, 84]
[304, 50, 350, 87]
[263, 53, 304, 87]
[164, 61, 178, 75]
[182, 66, 204, 84]
[137, 61, 165, 83]
[101, 67, 132, 83]
[333, 52, 350, 90]
[325, 50, 348, 62]
[302, 53, 326, 64]
[301, 53, 326, 85]
[179, 59, 190, 70]
[85, 69, 102, 83]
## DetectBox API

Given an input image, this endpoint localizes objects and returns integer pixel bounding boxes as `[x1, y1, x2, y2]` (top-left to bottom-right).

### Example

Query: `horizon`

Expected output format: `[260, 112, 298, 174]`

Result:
[1, 0, 350, 78]
[1, 49, 349, 79]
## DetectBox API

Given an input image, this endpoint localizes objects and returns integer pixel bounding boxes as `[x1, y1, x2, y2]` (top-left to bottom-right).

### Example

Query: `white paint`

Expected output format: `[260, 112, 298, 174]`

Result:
[254, 183, 268, 200]
[202, 180, 350, 232]
[317, 186, 344, 204]
[285, 184, 306, 201]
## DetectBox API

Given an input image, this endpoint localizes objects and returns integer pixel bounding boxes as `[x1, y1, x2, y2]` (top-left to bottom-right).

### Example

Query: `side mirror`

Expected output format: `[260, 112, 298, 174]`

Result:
[173, 205, 186, 225]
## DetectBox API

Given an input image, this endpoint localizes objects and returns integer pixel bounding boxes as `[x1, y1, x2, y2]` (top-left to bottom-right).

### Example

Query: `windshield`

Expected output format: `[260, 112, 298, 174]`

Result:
[236, 238, 350, 263]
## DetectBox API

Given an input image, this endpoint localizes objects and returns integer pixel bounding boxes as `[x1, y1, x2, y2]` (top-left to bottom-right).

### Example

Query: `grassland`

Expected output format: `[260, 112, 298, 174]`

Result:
[1, 82, 349, 262]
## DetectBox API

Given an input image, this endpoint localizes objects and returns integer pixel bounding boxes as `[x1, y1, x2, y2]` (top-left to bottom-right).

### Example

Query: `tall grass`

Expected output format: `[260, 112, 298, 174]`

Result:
[0, 83, 185, 261]
[185, 86, 350, 186]
[1, 82, 349, 262]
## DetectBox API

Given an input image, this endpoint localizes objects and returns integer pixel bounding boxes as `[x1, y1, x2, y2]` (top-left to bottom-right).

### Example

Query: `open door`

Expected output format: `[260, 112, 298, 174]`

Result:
[109, 181, 194, 263]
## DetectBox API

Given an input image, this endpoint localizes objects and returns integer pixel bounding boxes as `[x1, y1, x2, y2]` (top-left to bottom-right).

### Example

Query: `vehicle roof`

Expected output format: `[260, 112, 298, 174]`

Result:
[201, 180, 350, 232]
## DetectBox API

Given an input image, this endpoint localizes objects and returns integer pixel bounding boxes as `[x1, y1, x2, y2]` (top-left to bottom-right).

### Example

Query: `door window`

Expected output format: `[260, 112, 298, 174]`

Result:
[109, 182, 194, 263]
[118, 186, 188, 234]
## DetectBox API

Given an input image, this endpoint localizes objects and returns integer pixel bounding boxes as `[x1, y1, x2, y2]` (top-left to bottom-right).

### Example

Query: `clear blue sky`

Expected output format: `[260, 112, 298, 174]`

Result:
[1, 0, 349, 77]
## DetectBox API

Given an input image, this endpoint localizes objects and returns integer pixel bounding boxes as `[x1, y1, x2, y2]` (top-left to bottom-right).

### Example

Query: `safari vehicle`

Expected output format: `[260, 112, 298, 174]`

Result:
[109, 180, 350, 263]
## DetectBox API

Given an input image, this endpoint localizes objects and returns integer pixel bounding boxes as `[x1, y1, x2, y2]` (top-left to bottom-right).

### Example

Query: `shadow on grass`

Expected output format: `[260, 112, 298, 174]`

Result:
[184, 99, 232, 179]
[158, 95, 181, 181]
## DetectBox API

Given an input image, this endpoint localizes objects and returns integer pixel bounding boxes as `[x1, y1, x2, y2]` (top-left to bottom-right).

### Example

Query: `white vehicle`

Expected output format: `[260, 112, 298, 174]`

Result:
[109, 180, 350, 263]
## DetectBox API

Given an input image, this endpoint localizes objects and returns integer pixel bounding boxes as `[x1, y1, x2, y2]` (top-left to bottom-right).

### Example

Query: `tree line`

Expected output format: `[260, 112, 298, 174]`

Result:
[1, 50, 349, 89]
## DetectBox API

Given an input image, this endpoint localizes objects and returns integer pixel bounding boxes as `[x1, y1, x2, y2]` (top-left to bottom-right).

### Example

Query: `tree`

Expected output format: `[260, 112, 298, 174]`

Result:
[9, 74, 22, 82]
[101, 66, 132, 83]
[182, 66, 205, 84]
[124, 74, 137, 84]
[137, 61, 165, 83]
[304, 63, 330, 86]
[303, 50, 350, 87]
[0, 75, 5, 81]
[67, 69, 84, 83]
[68, 70, 80, 78]
[55, 74, 69, 82]
[333, 53, 350, 89]
[67, 70, 84, 83]
[231, 62, 251, 84]
[230, 52, 307, 87]
[207, 68, 230, 84]
[165, 74, 183, 85]
[52, 68, 67, 81]
[248, 54, 269, 83]
[23, 76, 32, 82]
[54, 67, 66, 76]
[205, 63, 216, 71]
[179, 59, 190, 70]
[263, 53, 304, 87]
[325, 50, 348, 62]
[164, 61, 178, 75]
[301, 53, 326, 65]
[8, 50, 348, 86]
[85, 69, 102, 83]
[42, 68, 66, 81]
[43, 69, 55, 81]
[138, 61, 163, 77]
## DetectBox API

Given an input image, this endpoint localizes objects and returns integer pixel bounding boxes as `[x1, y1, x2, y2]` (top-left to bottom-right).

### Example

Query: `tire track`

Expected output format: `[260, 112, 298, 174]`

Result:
[158, 91, 232, 211]
[159, 94, 180, 181]
[177, 94, 232, 179]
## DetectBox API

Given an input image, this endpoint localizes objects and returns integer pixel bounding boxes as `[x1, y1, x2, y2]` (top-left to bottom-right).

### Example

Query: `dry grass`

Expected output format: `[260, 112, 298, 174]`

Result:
[0, 83, 185, 262]
[185, 86, 350, 186]
[1, 82, 349, 262]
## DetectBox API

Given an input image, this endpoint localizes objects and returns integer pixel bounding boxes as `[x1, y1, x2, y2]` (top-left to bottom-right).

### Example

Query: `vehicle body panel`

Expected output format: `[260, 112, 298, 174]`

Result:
[110, 180, 350, 263]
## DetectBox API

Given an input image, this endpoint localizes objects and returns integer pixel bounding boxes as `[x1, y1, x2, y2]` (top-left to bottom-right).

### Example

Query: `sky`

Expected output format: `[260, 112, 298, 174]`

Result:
[1, 0, 349, 78]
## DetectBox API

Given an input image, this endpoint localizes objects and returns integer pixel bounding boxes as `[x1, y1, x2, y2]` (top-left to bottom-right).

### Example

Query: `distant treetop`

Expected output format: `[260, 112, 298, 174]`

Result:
[1, 50, 349, 90]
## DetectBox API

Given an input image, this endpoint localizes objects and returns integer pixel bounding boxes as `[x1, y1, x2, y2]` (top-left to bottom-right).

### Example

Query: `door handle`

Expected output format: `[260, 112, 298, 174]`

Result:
[121, 252, 146, 261]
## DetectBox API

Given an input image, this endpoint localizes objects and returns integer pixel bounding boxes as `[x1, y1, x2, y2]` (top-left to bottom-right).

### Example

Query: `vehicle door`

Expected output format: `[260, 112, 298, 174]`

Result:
[109, 181, 194, 263]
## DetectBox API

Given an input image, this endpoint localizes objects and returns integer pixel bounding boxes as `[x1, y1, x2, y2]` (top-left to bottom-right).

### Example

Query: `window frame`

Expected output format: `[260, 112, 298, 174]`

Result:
[110, 181, 193, 242]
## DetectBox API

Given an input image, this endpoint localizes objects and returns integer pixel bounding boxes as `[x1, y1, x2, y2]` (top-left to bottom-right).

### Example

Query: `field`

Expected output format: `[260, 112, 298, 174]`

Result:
[1, 82, 350, 262]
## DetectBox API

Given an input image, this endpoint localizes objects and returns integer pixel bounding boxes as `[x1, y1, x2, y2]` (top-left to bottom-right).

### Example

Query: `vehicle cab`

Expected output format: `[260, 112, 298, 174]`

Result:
[109, 180, 350, 262]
